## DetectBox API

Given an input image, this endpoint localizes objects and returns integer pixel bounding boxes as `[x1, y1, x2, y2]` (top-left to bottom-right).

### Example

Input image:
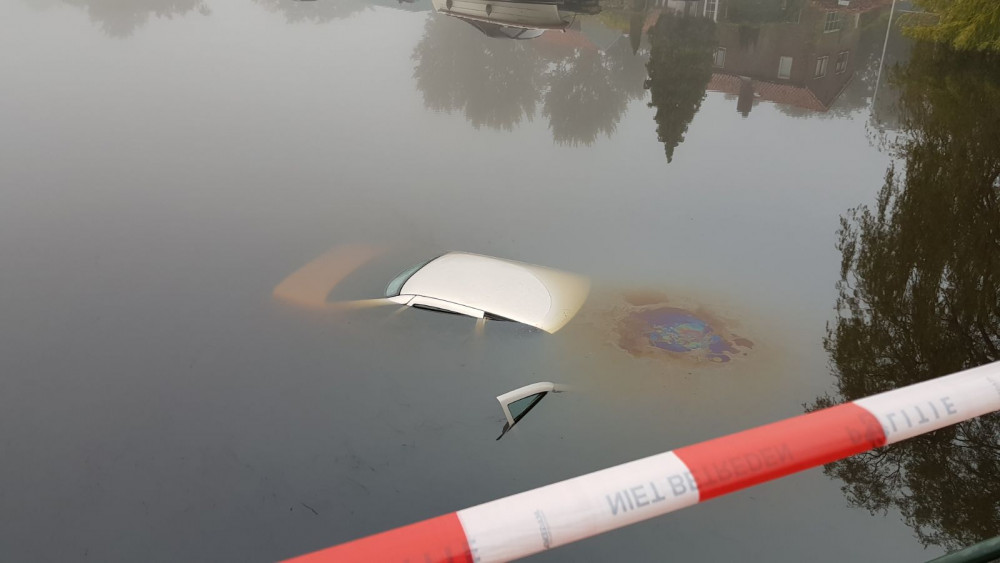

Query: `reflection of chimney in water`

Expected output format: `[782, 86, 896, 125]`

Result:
[737, 77, 754, 118]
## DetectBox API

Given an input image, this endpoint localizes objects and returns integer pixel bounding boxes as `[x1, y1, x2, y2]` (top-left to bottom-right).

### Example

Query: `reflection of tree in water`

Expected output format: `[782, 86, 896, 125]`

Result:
[255, 0, 369, 24]
[644, 13, 716, 162]
[59, 0, 209, 37]
[811, 42, 1000, 551]
[606, 32, 650, 101]
[411, 13, 648, 144]
[545, 50, 627, 145]
[412, 15, 544, 131]
[544, 39, 646, 145]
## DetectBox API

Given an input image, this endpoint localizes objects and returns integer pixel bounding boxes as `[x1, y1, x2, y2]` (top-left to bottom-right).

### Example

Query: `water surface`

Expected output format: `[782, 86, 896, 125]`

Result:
[1, 0, 998, 561]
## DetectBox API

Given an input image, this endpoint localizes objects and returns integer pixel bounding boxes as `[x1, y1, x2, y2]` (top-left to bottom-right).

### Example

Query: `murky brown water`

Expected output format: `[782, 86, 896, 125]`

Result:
[1, 0, 997, 561]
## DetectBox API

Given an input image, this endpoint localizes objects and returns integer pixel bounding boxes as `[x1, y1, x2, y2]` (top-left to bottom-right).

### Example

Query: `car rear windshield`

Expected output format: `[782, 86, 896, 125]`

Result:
[384, 257, 435, 297]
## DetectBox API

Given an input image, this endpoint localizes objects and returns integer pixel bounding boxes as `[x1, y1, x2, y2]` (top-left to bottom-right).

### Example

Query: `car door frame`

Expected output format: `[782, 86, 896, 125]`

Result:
[496, 381, 557, 435]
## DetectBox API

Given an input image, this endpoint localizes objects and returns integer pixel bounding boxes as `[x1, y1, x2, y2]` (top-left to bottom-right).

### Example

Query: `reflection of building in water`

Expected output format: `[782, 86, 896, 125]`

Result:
[646, 0, 889, 116]
[431, 0, 600, 39]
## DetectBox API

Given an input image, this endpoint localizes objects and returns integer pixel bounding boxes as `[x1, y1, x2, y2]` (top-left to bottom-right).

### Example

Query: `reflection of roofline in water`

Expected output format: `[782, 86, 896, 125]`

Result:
[708, 72, 832, 113]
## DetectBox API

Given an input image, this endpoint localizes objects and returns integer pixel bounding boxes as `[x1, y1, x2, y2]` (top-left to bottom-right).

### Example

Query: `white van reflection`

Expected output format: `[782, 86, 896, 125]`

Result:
[431, 0, 599, 39]
[496, 382, 564, 439]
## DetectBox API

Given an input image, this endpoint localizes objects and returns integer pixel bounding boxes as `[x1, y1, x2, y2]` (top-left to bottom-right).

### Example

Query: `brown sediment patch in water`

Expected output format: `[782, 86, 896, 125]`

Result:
[622, 289, 671, 307]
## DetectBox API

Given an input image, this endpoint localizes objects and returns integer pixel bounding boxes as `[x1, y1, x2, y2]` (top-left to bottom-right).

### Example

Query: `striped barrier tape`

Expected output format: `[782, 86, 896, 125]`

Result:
[285, 361, 1000, 563]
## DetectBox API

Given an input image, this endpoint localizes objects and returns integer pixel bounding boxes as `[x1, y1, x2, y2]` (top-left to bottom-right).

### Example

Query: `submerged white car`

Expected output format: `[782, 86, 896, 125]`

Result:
[274, 247, 584, 436]
[274, 246, 590, 334]
[384, 251, 590, 333]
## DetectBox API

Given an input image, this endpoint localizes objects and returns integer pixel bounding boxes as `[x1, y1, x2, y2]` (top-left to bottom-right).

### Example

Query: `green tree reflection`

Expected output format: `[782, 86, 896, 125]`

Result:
[545, 50, 627, 145]
[544, 39, 646, 145]
[59, 0, 209, 37]
[644, 12, 716, 163]
[412, 15, 544, 131]
[411, 12, 648, 144]
[813, 42, 1000, 551]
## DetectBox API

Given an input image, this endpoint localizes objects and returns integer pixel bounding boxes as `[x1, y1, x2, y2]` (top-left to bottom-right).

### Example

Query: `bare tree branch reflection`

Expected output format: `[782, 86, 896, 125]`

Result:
[812, 42, 1000, 551]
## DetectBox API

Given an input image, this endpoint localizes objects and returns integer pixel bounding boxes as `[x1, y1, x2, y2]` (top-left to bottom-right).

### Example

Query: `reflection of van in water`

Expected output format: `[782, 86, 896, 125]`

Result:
[431, 0, 598, 39]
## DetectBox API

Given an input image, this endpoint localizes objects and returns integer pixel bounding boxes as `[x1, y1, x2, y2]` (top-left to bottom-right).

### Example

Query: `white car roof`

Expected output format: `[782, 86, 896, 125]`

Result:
[398, 252, 589, 333]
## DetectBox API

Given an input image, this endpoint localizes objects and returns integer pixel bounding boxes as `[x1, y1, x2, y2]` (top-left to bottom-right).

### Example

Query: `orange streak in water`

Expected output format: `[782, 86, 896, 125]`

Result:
[273, 244, 387, 311]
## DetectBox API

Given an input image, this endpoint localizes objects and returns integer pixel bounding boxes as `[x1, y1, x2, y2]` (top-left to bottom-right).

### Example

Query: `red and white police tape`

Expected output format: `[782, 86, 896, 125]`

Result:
[286, 361, 1000, 563]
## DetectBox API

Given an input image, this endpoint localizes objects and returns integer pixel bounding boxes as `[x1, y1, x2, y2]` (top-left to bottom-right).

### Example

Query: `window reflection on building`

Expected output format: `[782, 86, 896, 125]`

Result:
[810, 42, 1000, 551]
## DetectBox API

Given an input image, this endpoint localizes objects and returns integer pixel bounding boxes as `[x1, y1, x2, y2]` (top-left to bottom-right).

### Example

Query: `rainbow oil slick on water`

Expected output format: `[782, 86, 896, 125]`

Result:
[639, 308, 735, 361]
[616, 303, 753, 363]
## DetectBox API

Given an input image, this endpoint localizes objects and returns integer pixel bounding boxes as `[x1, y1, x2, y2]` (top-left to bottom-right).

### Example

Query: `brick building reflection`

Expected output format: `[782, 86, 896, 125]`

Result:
[647, 0, 891, 116]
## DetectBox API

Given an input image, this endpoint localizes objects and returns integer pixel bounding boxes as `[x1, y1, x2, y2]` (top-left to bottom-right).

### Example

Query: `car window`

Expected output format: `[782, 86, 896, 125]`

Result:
[496, 382, 559, 439]
[411, 303, 463, 316]
[384, 258, 435, 297]
[508, 393, 546, 422]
